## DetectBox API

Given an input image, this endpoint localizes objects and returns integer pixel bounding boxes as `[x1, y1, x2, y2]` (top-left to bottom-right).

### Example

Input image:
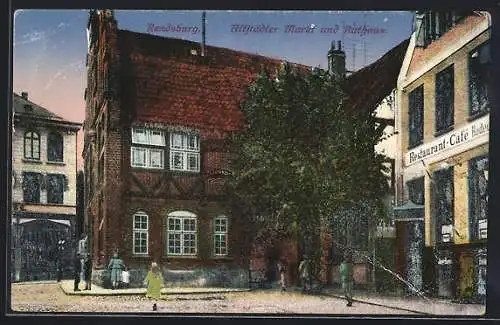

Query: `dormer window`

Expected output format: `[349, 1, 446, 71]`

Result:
[416, 11, 470, 47]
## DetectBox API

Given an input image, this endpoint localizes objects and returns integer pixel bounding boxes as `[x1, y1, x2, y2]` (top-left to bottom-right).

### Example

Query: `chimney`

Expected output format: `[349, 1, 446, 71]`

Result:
[327, 40, 346, 80]
[201, 11, 206, 57]
[21, 92, 28, 100]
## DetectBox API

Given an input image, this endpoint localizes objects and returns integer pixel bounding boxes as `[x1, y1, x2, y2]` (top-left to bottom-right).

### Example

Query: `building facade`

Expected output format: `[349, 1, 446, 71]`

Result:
[395, 11, 490, 301]
[11, 92, 82, 281]
[83, 10, 315, 288]
[325, 39, 409, 289]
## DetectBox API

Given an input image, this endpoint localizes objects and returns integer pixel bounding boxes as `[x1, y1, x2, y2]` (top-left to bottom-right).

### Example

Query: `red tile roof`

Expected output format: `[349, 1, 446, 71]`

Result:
[345, 38, 410, 115]
[117, 30, 309, 140]
[117, 30, 408, 139]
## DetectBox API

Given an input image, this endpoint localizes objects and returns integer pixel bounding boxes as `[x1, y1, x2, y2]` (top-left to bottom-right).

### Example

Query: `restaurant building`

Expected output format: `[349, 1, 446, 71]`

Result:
[395, 11, 490, 301]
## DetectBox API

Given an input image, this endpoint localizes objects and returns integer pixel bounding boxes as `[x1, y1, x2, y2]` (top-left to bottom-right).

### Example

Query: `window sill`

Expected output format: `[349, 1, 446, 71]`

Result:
[434, 125, 454, 138]
[468, 110, 489, 122]
[132, 254, 150, 258]
[212, 256, 233, 260]
[46, 161, 66, 166]
[164, 255, 200, 260]
[44, 202, 72, 207]
[168, 170, 201, 176]
[22, 159, 42, 164]
[131, 167, 164, 173]
[408, 141, 423, 150]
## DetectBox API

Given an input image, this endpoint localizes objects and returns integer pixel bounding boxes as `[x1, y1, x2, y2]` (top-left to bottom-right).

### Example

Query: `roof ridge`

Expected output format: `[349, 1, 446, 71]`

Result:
[117, 29, 310, 69]
[13, 92, 80, 124]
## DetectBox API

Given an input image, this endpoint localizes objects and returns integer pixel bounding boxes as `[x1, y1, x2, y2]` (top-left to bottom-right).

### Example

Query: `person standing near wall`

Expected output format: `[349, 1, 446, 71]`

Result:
[83, 255, 92, 290]
[73, 252, 81, 291]
[121, 266, 130, 289]
[107, 251, 124, 290]
[277, 259, 287, 292]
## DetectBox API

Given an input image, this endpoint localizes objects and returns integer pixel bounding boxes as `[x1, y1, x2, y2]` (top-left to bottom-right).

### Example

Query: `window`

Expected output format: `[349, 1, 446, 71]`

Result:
[46, 174, 65, 204]
[408, 86, 424, 149]
[432, 167, 454, 243]
[166, 211, 197, 256]
[133, 212, 149, 254]
[435, 65, 454, 133]
[417, 11, 461, 47]
[469, 156, 488, 240]
[407, 176, 425, 205]
[47, 132, 64, 162]
[131, 128, 165, 169]
[24, 131, 40, 160]
[170, 133, 200, 172]
[469, 42, 491, 117]
[22, 172, 41, 203]
[214, 216, 228, 256]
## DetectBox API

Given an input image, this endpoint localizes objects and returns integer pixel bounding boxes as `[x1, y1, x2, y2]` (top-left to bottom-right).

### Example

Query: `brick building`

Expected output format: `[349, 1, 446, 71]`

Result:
[395, 11, 490, 301]
[83, 10, 316, 287]
[11, 92, 82, 281]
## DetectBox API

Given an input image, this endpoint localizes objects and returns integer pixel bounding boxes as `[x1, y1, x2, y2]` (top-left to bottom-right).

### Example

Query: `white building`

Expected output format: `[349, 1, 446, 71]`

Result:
[11, 92, 82, 281]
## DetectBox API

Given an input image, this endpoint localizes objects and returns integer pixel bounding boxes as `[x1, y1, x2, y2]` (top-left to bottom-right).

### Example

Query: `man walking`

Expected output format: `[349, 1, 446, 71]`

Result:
[340, 253, 354, 306]
[298, 256, 311, 292]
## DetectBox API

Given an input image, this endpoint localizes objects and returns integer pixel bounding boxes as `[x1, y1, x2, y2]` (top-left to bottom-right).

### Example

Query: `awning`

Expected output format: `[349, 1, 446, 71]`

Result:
[393, 201, 424, 221]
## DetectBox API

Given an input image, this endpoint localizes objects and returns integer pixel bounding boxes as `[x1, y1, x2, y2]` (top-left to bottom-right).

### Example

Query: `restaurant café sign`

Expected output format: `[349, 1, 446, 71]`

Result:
[406, 114, 489, 166]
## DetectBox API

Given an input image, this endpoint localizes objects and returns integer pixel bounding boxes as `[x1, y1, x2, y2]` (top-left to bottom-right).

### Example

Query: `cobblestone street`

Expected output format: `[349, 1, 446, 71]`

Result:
[9, 282, 485, 316]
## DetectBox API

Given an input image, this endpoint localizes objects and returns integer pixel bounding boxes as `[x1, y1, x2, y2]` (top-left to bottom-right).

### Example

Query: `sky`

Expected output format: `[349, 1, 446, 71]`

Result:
[12, 10, 415, 170]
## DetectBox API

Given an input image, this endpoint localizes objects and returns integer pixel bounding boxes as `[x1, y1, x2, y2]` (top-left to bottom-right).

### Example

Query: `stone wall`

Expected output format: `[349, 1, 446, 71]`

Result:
[92, 266, 249, 288]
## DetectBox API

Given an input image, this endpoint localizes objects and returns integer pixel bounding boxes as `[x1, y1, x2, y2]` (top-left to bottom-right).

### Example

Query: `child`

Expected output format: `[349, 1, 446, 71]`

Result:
[121, 266, 130, 289]
[144, 262, 164, 311]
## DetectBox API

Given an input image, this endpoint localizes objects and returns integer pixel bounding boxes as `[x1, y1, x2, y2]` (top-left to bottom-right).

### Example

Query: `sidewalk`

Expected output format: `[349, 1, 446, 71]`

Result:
[319, 288, 486, 316]
[58, 280, 250, 296]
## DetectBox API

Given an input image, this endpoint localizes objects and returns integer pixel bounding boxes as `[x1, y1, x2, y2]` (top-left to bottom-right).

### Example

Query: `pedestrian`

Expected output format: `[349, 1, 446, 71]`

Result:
[298, 256, 311, 292]
[121, 266, 130, 289]
[107, 251, 124, 290]
[73, 253, 81, 292]
[83, 255, 92, 291]
[340, 253, 354, 307]
[144, 262, 164, 311]
[56, 257, 63, 282]
[277, 259, 287, 292]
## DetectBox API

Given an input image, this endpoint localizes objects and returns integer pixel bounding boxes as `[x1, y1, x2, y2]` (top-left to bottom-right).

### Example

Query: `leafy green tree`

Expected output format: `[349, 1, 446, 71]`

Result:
[228, 63, 390, 281]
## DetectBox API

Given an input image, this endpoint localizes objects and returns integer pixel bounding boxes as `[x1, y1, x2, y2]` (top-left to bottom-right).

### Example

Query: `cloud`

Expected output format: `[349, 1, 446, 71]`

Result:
[14, 20, 71, 47]
[13, 30, 46, 46]
[383, 17, 389, 22]
[44, 60, 84, 91]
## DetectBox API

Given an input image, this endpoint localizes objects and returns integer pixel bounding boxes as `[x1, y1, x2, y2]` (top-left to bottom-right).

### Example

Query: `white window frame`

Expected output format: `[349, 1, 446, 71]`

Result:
[133, 212, 149, 255]
[169, 133, 200, 172]
[131, 127, 165, 169]
[478, 219, 487, 240]
[166, 211, 198, 256]
[214, 216, 228, 257]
